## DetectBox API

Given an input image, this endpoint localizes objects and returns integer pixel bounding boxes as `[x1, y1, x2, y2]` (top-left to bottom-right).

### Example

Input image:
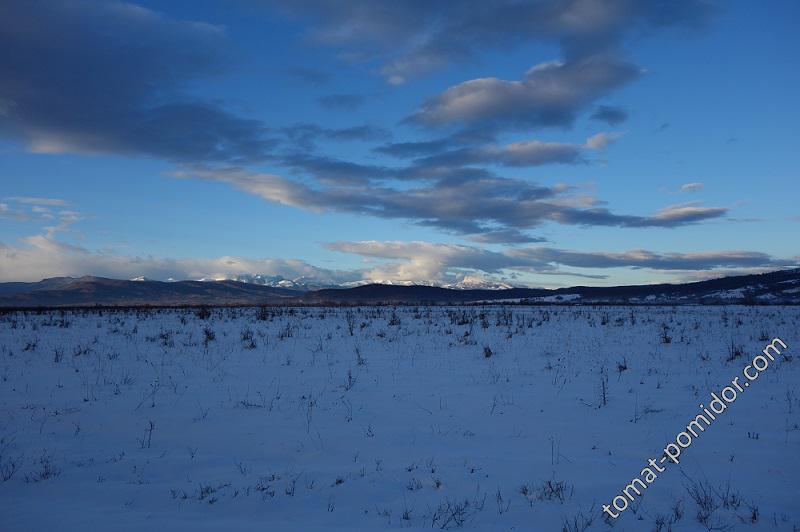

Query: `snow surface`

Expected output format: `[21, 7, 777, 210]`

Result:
[1, 306, 798, 531]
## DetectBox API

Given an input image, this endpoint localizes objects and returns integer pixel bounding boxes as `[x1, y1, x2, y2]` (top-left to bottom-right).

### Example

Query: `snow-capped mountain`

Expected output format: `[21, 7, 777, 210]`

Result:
[2, 268, 800, 307]
[229, 274, 339, 291]
[214, 274, 517, 291]
[442, 275, 516, 290]
[125, 274, 517, 291]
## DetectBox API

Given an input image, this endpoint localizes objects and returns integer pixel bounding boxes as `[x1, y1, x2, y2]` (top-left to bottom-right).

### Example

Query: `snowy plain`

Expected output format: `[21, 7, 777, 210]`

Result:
[0, 305, 798, 531]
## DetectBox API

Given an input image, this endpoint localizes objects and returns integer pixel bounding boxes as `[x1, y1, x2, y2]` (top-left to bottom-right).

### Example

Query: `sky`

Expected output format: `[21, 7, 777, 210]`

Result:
[1, 0, 798, 287]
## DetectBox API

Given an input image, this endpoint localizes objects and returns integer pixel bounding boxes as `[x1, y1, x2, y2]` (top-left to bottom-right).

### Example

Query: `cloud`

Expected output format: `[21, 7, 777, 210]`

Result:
[650, 202, 724, 223]
[423, 140, 582, 168]
[513, 247, 797, 272]
[0, 197, 76, 229]
[374, 138, 455, 159]
[660, 182, 706, 195]
[325, 240, 528, 283]
[270, 149, 501, 186]
[5, 196, 68, 206]
[270, 128, 620, 189]
[275, 153, 395, 185]
[373, 129, 499, 160]
[585, 132, 622, 150]
[277, 123, 391, 152]
[42, 210, 82, 238]
[467, 230, 547, 245]
[412, 132, 619, 168]
[266, 0, 714, 83]
[0, 0, 272, 163]
[410, 54, 641, 131]
[3, 233, 789, 286]
[188, 167, 729, 243]
[590, 105, 628, 125]
[0, 235, 357, 284]
[324, 240, 792, 284]
[680, 182, 704, 192]
[0, 203, 31, 221]
[318, 93, 369, 110]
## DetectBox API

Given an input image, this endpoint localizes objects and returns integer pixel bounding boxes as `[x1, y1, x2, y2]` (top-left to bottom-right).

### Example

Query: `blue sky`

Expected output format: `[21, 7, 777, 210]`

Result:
[1, 0, 797, 287]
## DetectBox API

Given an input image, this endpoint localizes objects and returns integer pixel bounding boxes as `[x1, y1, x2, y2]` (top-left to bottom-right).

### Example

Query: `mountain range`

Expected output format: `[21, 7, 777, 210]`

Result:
[224, 274, 515, 291]
[1, 268, 799, 307]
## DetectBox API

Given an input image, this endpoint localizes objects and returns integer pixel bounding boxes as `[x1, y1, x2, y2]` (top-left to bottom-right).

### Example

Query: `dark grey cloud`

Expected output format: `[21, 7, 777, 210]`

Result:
[275, 149, 505, 186]
[277, 153, 395, 185]
[278, 123, 391, 151]
[373, 129, 498, 159]
[526, 269, 609, 280]
[191, 167, 729, 243]
[550, 202, 729, 228]
[0, 0, 272, 163]
[467, 230, 548, 245]
[590, 105, 628, 125]
[374, 138, 455, 159]
[275, 129, 618, 191]
[318, 93, 369, 110]
[266, 1, 713, 134]
[265, 0, 714, 83]
[509, 248, 793, 271]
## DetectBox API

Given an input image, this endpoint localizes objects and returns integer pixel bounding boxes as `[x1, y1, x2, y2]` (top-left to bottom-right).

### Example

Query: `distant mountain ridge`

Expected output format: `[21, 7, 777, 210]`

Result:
[0, 276, 301, 307]
[1, 268, 799, 307]
[228, 274, 340, 291]
[226, 274, 515, 291]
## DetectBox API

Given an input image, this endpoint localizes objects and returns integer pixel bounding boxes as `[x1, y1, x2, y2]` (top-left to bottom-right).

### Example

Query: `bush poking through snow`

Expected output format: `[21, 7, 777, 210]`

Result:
[430, 498, 473, 529]
[561, 508, 593, 532]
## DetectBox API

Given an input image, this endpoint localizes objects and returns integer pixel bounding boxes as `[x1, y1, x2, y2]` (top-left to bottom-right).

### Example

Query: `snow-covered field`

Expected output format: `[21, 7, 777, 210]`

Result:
[1, 306, 798, 531]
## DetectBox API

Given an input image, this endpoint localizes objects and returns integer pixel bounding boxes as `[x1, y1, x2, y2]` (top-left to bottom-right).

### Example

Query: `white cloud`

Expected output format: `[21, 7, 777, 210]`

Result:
[585, 132, 623, 150]
[419, 132, 621, 168]
[652, 202, 725, 223]
[680, 182, 704, 192]
[0, 196, 74, 226]
[0, 236, 791, 285]
[5, 196, 68, 206]
[0, 235, 356, 284]
[411, 55, 640, 130]
[325, 240, 791, 284]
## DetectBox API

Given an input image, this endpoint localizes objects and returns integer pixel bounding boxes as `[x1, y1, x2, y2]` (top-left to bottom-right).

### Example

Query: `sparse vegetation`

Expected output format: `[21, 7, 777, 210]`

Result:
[0, 305, 794, 530]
